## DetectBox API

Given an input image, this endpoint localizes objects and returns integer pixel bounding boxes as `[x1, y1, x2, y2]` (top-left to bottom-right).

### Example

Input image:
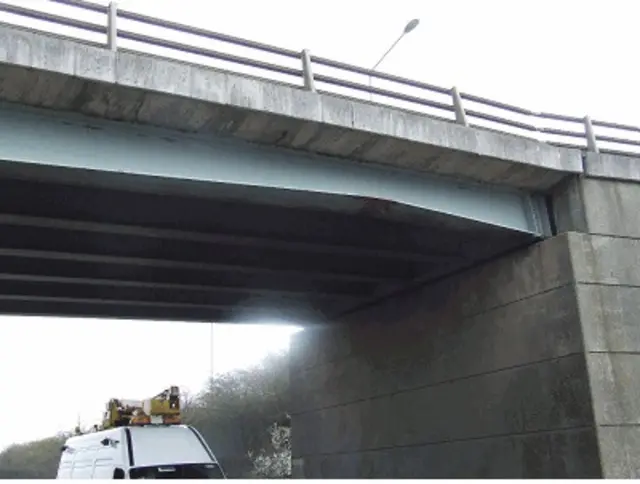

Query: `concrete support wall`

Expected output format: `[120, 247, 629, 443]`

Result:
[290, 233, 601, 478]
[558, 178, 640, 478]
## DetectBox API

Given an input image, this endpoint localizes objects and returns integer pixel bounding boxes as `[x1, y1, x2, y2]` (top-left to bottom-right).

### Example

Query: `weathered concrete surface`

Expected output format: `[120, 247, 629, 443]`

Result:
[553, 176, 640, 237]
[597, 427, 640, 479]
[550, 177, 590, 234]
[290, 233, 601, 478]
[576, 177, 640, 238]
[578, 284, 640, 354]
[0, 23, 582, 190]
[584, 152, 640, 182]
[573, 233, 640, 478]
[293, 428, 599, 479]
[553, 177, 640, 478]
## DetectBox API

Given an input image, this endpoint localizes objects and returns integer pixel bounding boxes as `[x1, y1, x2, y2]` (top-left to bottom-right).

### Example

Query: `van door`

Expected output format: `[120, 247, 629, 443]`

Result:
[92, 458, 116, 479]
[70, 446, 99, 478]
[69, 455, 94, 479]
[57, 448, 74, 478]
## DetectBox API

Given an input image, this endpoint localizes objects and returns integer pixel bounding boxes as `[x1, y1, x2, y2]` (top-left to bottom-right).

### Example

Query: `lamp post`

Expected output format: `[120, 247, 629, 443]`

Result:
[209, 322, 214, 386]
[368, 18, 420, 100]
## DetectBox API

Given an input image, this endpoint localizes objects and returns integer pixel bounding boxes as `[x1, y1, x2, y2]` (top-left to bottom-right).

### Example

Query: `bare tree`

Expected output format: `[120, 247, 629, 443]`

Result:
[248, 417, 292, 478]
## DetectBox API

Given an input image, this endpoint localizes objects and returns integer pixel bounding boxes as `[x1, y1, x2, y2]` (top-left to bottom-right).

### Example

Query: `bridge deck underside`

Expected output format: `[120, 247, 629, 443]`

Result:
[0, 169, 536, 323]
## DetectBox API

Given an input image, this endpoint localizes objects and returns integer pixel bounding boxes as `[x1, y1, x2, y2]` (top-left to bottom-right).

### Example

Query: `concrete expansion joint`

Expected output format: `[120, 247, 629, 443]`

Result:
[588, 350, 640, 356]
[597, 423, 640, 428]
[580, 151, 588, 174]
[578, 281, 640, 291]
[293, 423, 596, 459]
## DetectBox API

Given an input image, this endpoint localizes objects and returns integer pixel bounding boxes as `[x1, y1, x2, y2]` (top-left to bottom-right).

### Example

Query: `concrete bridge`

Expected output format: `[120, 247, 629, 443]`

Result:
[1, 0, 640, 478]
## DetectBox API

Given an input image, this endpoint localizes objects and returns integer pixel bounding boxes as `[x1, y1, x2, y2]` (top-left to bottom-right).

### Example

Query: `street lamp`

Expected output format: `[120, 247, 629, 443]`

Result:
[209, 322, 214, 384]
[368, 18, 420, 100]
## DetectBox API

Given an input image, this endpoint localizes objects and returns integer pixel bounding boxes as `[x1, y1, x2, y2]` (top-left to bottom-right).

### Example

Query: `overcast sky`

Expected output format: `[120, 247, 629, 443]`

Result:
[0, 0, 639, 451]
[120, 0, 639, 127]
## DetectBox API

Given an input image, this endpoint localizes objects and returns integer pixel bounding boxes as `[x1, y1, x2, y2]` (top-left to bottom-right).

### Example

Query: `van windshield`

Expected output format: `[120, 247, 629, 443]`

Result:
[129, 463, 224, 479]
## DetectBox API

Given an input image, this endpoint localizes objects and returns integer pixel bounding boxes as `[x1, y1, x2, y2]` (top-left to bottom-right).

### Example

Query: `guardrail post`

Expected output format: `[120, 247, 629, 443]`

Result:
[301, 49, 316, 93]
[451, 86, 468, 127]
[107, 1, 118, 51]
[583, 115, 599, 153]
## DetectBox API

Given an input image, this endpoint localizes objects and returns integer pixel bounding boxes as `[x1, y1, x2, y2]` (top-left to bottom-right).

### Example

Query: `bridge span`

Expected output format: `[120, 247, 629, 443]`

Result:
[1, 1, 640, 479]
[0, 19, 570, 323]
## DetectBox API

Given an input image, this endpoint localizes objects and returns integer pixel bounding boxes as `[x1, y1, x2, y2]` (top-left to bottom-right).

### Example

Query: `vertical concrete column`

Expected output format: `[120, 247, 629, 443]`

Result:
[583, 116, 599, 153]
[554, 174, 640, 478]
[290, 233, 601, 478]
[300, 49, 316, 93]
[107, 2, 118, 52]
[451, 86, 468, 127]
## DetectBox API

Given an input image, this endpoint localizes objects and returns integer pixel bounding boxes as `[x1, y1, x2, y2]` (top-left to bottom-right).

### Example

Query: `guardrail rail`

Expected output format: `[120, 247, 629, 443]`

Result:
[0, 0, 638, 157]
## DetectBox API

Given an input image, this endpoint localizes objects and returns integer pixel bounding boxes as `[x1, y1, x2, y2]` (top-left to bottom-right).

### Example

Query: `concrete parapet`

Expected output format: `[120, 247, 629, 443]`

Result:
[584, 152, 640, 182]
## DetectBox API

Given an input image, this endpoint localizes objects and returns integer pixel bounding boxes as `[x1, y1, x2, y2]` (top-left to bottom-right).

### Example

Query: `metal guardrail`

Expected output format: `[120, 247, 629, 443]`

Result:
[0, 0, 638, 157]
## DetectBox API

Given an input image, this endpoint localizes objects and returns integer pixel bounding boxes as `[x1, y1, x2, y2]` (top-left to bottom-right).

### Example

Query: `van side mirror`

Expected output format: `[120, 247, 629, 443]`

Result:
[113, 468, 125, 479]
[100, 438, 110, 446]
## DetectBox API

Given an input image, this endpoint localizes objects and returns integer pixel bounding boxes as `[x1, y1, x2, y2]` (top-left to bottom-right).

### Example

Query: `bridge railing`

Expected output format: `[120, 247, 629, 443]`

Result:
[0, 0, 638, 157]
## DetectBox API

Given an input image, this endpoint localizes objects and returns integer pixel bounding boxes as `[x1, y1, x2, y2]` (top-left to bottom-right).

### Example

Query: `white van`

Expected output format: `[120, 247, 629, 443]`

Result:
[56, 425, 225, 479]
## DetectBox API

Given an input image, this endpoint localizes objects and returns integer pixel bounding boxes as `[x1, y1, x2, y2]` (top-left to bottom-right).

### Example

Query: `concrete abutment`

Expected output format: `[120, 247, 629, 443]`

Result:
[290, 174, 640, 478]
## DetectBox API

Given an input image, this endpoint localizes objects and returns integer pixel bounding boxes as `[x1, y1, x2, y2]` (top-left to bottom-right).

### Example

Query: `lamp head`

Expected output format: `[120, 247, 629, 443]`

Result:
[404, 18, 420, 34]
